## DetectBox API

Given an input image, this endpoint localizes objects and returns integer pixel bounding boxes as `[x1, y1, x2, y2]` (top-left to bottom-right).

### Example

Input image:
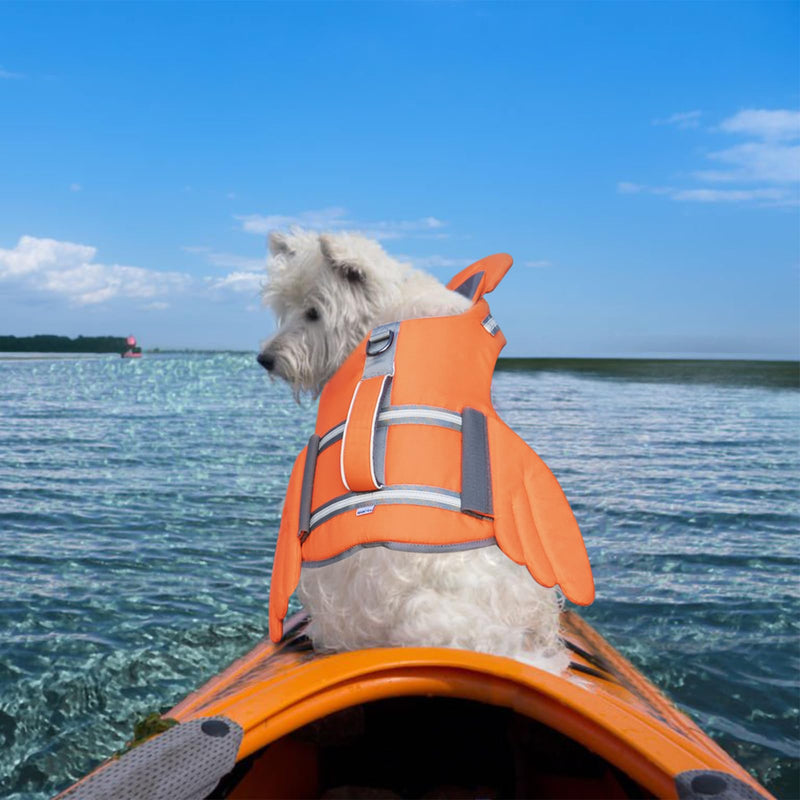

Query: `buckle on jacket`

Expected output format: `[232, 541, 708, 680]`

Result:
[366, 329, 393, 356]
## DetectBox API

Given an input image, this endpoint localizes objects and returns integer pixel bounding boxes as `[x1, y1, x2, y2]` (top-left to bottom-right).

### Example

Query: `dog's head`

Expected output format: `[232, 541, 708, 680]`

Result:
[258, 229, 408, 396]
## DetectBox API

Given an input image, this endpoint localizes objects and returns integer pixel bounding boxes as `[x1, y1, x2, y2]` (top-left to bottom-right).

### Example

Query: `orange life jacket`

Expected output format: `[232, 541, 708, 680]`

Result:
[269, 254, 594, 642]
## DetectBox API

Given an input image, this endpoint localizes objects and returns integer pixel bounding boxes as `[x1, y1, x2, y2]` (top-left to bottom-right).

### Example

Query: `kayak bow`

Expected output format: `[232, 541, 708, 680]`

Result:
[55, 611, 772, 800]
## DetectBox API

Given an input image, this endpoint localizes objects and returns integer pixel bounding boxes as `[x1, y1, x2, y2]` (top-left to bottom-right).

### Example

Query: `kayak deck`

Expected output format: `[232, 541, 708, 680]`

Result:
[57, 611, 772, 800]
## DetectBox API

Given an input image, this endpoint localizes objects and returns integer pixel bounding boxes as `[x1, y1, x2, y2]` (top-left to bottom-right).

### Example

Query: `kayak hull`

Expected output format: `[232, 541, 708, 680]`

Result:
[55, 611, 772, 799]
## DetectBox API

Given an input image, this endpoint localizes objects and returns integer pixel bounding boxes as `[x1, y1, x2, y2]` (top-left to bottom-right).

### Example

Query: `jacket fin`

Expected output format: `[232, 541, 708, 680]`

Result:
[447, 254, 513, 304]
[269, 447, 306, 642]
[522, 451, 594, 605]
[489, 418, 594, 606]
[510, 490, 558, 588]
[491, 425, 557, 589]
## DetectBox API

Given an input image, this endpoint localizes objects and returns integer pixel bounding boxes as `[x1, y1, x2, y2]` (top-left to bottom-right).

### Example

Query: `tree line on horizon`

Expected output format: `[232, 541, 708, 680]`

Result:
[0, 335, 132, 353]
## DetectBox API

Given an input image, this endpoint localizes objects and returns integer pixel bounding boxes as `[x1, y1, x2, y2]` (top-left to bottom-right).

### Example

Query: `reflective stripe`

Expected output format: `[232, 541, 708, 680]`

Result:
[298, 434, 320, 542]
[318, 406, 463, 454]
[461, 407, 493, 517]
[319, 422, 345, 452]
[309, 485, 461, 531]
[339, 382, 362, 491]
[378, 406, 462, 431]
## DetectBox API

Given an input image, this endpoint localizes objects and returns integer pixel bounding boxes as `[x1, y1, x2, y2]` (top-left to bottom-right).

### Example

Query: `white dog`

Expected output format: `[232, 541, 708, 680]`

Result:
[259, 229, 568, 673]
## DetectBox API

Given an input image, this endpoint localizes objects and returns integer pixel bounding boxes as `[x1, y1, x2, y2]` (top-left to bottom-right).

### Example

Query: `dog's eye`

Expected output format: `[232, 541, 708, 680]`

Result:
[305, 307, 320, 321]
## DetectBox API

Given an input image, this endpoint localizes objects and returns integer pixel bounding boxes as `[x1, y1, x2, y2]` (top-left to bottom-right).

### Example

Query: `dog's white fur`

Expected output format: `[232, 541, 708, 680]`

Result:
[261, 229, 568, 673]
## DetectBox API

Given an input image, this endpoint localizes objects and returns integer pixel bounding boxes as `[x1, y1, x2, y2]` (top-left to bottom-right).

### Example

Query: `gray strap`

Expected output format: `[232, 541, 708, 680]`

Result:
[298, 434, 319, 542]
[460, 407, 493, 517]
[337, 321, 400, 491]
[372, 377, 393, 486]
[453, 271, 484, 301]
[318, 405, 463, 454]
[59, 717, 243, 800]
[675, 770, 769, 800]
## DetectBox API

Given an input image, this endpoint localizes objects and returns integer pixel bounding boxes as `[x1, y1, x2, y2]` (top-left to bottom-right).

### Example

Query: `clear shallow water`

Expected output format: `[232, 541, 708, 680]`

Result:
[0, 354, 797, 798]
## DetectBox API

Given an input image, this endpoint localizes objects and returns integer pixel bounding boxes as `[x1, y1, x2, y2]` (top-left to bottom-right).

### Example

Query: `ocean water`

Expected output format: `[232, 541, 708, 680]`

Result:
[0, 353, 797, 799]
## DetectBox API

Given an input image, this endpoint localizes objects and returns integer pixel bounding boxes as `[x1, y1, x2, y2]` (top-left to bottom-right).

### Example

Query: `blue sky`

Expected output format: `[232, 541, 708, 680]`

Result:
[1, 1, 798, 356]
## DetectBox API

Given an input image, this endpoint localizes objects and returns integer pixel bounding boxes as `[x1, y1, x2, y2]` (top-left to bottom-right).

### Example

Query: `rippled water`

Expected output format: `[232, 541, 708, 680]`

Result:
[0, 354, 797, 799]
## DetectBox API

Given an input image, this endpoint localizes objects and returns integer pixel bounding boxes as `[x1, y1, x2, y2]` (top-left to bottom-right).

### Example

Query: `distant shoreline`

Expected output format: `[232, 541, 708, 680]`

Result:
[3, 350, 797, 365]
[2, 351, 796, 388]
[0, 353, 113, 360]
[0, 335, 132, 354]
[496, 357, 799, 389]
[153, 350, 800, 361]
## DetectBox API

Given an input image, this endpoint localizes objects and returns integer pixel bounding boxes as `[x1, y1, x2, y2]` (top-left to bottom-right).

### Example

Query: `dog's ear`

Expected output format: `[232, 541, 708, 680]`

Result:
[268, 231, 294, 257]
[319, 234, 367, 284]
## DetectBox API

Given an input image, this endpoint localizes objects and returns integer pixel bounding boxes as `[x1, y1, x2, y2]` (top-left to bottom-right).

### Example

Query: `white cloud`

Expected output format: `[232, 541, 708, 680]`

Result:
[719, 109, 800, 141]
[392, 253, 552, 272]
[653, 110, 702, 129]
[616, 182, 672, 197]
[670, 188, 789, 203]
[183, 245, 264, 271]
[400, 254, 470, 270]
[69, 183, 82, 192]
[237, 207, 448, 241]
[205, 271, 264, 294]
[699, 141, 800, 184]
[0, 236, 95, 277]
[184, 246, 265, 295]
[363, 216, 446, 240]
[0, 236, 191, 305]
[622, 107, 800, 206]
[0, 67, 23, 79]
[238, 207, 351, 235]
[617, 182, 795, 206]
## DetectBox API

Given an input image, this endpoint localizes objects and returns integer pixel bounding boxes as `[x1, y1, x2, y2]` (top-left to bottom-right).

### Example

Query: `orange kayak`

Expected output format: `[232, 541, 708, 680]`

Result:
[55, 610, 772, 800]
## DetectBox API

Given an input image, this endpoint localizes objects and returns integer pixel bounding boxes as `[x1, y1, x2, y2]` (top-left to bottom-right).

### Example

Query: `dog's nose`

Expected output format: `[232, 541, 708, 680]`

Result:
[257, 351, 275, 371]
